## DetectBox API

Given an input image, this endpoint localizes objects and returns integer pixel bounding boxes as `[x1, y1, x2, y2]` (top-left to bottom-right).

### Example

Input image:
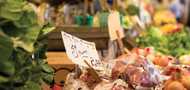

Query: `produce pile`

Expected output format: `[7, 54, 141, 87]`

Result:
[0, 0, 54, 90]
[60, 1, 190, 90]
[63, 47, 190, 90]
[63, 8, 190, 88]
[136, 9, 190, 57]
[136, 26, 190, 57]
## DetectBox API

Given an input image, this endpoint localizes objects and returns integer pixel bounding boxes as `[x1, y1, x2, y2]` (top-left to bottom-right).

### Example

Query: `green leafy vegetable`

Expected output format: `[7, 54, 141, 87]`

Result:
[0, 0, 54, 90]
[136, 26, 190, 57]
[126, 4, 139, 16]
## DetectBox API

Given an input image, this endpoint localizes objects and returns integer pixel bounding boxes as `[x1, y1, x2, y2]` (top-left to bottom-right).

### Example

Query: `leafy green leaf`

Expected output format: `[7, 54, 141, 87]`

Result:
[0, 30, 14, 76]
[0, 29, 13, 61]
[42, 26, 55, 35]
[0, 59, 15, 77]
[42, 73, 54, 85]
[15, 81, 41, 90]
[0, 76, 9, 83]
[0, 0, 54, 89]
[11, 25, 41, 52]
[41, 64, 54, 74]
[13, 8, 38, 28]
[127, 4, 139, 15]
[0, 0, 25, 21]
[136, 27, 190, 56]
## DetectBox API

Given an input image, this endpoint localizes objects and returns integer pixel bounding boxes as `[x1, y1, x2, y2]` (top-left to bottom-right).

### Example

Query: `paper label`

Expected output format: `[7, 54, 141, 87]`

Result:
[103, 60, 116, 77]
[61, 31, 103, 70]
[108, 11, 125, 41]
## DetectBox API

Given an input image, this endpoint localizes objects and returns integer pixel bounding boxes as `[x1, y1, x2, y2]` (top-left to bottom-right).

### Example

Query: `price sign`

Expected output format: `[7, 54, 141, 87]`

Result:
[108, 11, 125, 41]
[61, 31, 103, 70]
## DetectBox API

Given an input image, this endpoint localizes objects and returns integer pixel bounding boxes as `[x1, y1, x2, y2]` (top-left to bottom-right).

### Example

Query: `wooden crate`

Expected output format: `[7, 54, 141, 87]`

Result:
[48, 26, 109, 51]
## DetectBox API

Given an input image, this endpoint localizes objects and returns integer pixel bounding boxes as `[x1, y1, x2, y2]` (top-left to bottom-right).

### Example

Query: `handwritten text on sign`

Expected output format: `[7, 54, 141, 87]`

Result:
[61, 31, 103, 70]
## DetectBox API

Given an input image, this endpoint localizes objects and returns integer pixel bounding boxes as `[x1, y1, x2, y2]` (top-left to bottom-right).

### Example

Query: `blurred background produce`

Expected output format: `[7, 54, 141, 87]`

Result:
[1, 0, 190, 90]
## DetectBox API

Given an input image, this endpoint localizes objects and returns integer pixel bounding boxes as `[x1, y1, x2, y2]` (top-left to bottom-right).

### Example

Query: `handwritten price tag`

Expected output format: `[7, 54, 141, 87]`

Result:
[61, 31, 103, 70]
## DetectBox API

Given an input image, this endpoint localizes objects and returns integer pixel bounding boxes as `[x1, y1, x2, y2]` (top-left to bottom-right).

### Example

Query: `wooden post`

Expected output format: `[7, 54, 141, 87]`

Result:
[90, 0, 94, 15]
[182, 0, 189, 24]
[116, 30, 125, 55]
[84, 60, 101, 83]
[84, 0, 88, 14]
[116, 30, 131, 55]
[112, 0, 118, 10]
[99, 0, 107, 11]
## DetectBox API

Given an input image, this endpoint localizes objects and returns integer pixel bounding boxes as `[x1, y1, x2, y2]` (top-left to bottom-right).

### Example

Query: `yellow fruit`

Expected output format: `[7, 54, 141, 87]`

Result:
[159, 24, 177, 33]
[154, 10, 176, 26]
[179, 55, 190, 65]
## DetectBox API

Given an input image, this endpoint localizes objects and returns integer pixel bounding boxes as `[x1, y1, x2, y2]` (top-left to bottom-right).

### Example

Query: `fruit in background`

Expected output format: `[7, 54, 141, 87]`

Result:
[126, 4, 139, 16]
[136, 26, 190, 57]
[160, 23, 182, 34]
[179, 55, 190, 65]
[180, 75, 190, 90]
[154, 10, 176, 26]
[131, 47, 156, 61]
[164, 81, 186, 90]
[52, 84, 62, 90]
[144, 47, 154, 56]
[153, 55, 169, 67]
[122, 15, 133, 29]
[132, 48, 144, 56]
[148, 26, 163, 38]
[132, 47, 154, 56]
[163, 66, 190, 76]
[162, 66, 178, 76]
[145, 3, 154, 15]
[164, 68, 190, 90]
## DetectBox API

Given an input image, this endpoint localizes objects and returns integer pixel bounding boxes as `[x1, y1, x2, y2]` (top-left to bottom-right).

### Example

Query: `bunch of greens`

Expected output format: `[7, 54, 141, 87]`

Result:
[0, 0, 54, 90]
[126, 4, 139, 16]
[136, 26, 190, 57]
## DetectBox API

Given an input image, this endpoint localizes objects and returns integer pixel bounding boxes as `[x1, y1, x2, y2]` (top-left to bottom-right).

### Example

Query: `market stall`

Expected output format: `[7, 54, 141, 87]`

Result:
[46, 0, 190, 90]
[1, 0, 190, 90]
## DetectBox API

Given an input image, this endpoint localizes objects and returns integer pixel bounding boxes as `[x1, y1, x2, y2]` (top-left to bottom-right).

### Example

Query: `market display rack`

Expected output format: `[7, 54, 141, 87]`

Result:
[48, 26, 137, 51]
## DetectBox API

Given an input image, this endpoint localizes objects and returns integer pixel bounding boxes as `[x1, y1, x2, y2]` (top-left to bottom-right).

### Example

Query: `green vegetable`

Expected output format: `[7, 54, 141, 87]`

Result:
[0, 0, 54, 90]
[126, 4, 139, 16]
[136, 26, 190, 57]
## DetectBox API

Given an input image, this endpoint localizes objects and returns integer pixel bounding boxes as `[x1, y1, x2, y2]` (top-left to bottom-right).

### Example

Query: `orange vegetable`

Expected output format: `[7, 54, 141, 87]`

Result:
[164, 69, 190, 90]
[153, 55, 169, 67]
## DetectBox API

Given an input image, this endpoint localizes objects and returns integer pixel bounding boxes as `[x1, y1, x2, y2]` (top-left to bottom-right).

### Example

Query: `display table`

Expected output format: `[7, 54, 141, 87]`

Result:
[47, 26, 137, 86]
[47, 52, 75, 85]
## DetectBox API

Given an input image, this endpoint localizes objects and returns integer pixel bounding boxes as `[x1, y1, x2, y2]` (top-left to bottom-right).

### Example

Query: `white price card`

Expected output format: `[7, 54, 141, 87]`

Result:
[61, 31, 103, 70]
[108, 11, 125, 41]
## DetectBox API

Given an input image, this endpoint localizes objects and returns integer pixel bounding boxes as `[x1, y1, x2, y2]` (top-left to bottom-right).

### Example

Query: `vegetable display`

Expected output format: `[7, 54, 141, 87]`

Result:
[163, 68, 190, 90]
[136, 26, 190, 57]
[0, 0, 54, 90]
